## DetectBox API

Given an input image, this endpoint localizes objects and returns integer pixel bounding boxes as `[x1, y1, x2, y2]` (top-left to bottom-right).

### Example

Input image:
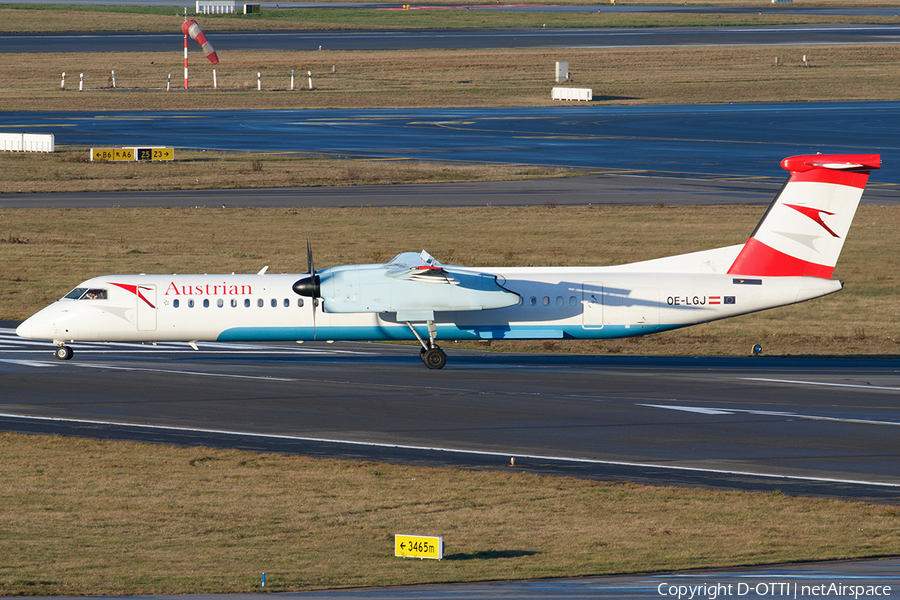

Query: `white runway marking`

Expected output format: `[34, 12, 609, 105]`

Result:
[640, 404, 732, 415]
[0, 328, 373, 360]
[743, 377, 900, 392]
[641, 404, 900, 427]
[1, 412, 898, 489]
[0, 358, 56, 368]
[72, 362, 299, 381]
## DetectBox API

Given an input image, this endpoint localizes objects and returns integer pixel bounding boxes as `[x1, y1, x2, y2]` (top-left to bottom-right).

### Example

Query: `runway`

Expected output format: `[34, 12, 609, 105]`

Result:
[3, 24, 900, 54]
[2, 0, 899, 16]
[3, 326, 899, 503]
[3, 173, 899, 209]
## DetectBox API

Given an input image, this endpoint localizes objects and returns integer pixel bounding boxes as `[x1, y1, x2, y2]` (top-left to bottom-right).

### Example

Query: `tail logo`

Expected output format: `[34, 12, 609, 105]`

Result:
[784, 204, 839, 238]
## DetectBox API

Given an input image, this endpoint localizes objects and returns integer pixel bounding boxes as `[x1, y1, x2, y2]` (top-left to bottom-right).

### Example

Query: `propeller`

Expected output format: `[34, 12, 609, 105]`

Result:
[292, 236, 321, 338]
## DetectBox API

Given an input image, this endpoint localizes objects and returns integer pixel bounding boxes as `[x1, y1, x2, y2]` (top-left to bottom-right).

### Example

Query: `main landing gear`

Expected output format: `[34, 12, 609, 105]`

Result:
[407, 321, 447, 370]
[54, 343, 74, 360]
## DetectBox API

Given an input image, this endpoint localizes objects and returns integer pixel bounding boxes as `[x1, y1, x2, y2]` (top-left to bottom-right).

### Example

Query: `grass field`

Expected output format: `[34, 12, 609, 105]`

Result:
[3, 44, 900, 111]
[0, 148, 572, 194]
[2, 433, 899, 595]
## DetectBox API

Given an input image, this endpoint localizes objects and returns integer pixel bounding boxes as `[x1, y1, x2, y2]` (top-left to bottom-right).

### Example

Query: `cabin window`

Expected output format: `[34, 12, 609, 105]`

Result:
[257, 298, 264, 308]
[245, 299, 251, 308]
[298, 298, 304, 307]
[556, 296, 564, 306]
[173, 299, 180, 308]
[569, 296, 577, 306]
[529, 296, 537, 306]
[188, 299, 195, 308]
[271, 298, 277, 308]
[203, 299, 210, 308]
[542, 296, 550, 306]
[283, 298, 290, 308]
[231, 298, 237, 308]
[217, 298, 224, 308]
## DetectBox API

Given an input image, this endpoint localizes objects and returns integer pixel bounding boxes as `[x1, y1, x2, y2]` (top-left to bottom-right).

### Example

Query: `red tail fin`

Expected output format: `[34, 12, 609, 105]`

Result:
[727, 154, 880, 278]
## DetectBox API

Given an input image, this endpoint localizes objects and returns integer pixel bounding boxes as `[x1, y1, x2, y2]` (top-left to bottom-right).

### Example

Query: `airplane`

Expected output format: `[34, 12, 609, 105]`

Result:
[16, 153, 880, 369]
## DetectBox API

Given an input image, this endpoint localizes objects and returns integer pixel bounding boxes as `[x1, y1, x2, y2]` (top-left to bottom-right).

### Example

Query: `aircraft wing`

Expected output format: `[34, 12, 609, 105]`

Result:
[321, 250, 520, 319]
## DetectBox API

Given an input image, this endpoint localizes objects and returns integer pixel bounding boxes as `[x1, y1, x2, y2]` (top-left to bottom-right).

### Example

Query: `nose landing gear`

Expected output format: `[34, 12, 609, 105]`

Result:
[54, 344, 74, 360]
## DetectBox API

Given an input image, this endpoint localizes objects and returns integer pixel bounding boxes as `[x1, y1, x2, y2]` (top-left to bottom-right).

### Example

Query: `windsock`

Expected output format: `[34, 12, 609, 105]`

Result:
[182, 19, 219, 65]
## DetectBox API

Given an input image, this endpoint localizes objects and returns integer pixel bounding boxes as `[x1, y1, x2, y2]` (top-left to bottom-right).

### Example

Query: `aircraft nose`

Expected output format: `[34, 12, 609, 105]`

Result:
[16, 318, 33, 339]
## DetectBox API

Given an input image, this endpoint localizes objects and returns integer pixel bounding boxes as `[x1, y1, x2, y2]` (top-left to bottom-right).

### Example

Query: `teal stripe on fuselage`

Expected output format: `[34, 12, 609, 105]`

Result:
[216, 323, 684, 342]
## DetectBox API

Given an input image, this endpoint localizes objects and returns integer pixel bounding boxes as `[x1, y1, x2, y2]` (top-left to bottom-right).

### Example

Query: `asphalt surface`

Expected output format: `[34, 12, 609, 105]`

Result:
[3, 327, 900, 504]
[3, 174, 897, 209]
[3, 24, 900, 54]
[5, 103, 900, 184]
[2, 0, 900, 15]
[15, 557, 900, 599]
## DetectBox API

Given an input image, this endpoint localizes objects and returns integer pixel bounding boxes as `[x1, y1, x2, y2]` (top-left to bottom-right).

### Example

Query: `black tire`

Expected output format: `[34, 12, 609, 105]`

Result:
[55, 346, 73, 361]
[423, 348, 447, 370]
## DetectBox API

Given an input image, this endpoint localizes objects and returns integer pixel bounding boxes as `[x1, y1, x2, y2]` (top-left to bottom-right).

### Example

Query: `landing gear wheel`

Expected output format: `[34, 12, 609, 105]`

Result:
[55, 345, 73, 361]
[423, 347, 447, 370]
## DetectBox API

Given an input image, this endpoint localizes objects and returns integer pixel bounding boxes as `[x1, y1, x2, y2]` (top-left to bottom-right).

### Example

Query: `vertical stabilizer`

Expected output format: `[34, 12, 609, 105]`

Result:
[727, 154, 880, 279]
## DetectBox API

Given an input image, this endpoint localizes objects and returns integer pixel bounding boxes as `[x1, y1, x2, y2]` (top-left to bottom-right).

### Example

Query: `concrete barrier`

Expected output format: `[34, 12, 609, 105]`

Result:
[551, 87, 592, 102]
[0, 133, 55, 152]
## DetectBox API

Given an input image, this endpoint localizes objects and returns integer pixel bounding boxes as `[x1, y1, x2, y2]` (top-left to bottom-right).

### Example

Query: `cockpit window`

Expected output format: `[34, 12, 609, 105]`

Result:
[63, 287, 107, 300]
[84, 289, 108, 300]
[64, 288, 88, 299]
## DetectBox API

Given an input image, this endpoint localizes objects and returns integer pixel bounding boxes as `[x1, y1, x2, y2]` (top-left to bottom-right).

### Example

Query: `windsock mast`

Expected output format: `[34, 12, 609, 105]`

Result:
[178, 7, 219, 90]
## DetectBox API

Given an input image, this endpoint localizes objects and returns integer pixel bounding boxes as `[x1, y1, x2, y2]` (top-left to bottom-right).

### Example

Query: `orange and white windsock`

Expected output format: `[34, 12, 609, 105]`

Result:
[182, 19, 219, 65]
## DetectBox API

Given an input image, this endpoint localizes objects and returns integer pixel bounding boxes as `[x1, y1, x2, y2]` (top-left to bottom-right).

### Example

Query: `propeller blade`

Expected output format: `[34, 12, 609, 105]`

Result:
[292, 234, 321, 340]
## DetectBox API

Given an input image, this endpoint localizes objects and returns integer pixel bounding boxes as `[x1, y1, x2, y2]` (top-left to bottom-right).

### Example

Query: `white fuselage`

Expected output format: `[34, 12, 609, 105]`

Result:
[16, 261, 841, 345]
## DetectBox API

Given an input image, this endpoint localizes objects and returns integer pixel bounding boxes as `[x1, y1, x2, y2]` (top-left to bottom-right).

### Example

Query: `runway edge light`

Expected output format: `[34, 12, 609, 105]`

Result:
[395, 534, 443, 560]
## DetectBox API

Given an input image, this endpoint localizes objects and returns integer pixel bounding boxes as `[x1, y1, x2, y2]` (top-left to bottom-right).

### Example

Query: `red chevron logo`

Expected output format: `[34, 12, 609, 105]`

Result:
[109, 282, 156, 308]
[784, 204, 839, 238]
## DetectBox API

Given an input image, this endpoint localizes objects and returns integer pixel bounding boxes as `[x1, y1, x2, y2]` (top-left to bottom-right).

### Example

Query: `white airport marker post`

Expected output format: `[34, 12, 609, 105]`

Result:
[79, 72, 83, 91]
[167, 73, 172, 91]
[291, 69, 295, 90]
[111, 70, 116, 88]
[60, 72, 66, 90]
[257, 72, 261, 91]
[308, 70, 313, 90]
[213, 68, 217, 89]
